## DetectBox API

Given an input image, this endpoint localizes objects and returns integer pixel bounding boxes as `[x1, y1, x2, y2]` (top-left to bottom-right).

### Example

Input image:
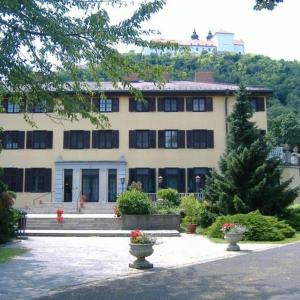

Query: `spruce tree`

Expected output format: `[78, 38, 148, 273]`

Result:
[204, 85, 299, 215]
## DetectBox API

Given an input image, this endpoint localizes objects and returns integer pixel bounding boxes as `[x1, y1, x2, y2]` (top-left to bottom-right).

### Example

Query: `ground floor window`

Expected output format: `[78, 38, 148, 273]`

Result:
[158, 168, 185, 193]
[82, 169, 99, 202]
[25, 168, 51, 193]
[187, 168, 211, 193]
[0, 168, 23, 192]
[129, 168, 156, 193]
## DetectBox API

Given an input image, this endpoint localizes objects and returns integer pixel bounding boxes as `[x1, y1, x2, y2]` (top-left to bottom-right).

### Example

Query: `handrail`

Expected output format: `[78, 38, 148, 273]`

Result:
[32, 191, 53, 206]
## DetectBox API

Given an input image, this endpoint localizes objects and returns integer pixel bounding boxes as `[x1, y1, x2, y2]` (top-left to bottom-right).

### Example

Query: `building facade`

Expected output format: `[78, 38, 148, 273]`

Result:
[0, 77, 270, 208]
[143, 29, 245, 55]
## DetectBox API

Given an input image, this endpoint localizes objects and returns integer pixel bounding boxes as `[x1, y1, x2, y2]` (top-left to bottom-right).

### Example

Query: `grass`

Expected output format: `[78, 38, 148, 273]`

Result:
[0, 247, 28, 263]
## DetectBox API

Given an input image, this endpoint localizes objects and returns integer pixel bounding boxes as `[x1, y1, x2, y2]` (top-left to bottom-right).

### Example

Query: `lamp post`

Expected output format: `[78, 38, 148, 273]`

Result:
[158, 176, 163, 190]
[120, 177, 125, 192]
[195, 175, 201, 194]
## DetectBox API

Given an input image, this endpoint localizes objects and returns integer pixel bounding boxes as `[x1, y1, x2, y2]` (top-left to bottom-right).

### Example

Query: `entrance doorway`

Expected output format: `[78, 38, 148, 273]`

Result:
[64, 169, 73, 202]
[82, 169, 99, 202]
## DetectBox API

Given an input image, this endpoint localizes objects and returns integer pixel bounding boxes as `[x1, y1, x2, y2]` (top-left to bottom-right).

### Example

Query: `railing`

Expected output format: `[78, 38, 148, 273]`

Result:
[147, 191, 204, 202]
[32, 191, 53, 206]
[270, 147, 300, 166]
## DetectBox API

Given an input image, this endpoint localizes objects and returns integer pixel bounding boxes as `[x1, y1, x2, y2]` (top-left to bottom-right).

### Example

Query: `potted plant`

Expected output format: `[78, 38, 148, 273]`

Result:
[113, 206, 121, 217]
[179, 195, 199, 234]
[221, 223, 247, 251]
[129, 229, 156, 269]
[56, 209, 64, 224]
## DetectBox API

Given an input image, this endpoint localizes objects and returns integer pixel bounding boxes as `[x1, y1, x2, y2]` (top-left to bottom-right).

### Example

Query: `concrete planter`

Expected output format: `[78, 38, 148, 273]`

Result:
[121, 214, 180, 230]
[129, 243, 154, 269]
[224, 233, 243, 251]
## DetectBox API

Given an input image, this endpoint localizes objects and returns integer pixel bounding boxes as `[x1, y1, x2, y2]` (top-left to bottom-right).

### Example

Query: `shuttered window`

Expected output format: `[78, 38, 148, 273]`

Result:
[94, 97, 119, 112]
[0, 131, 25, 149]
[187, 168, 211, 192]
[158, 98, 184, 112]
[25, 168, 51, 193]
[250, 97, 265, 112]
[64, 131, 90, 149]
[186, 97, 213, 112]
[26, 131, 53, 149]
[129, 130, 156, 149]
[129, 168, 156, 193]
[158, 168, 186, 193]
[92, 130, 119, 149]
[29, 100, 53, 113]
[187, 130, 214, 149]
[1, 168, 24, 192]
[158, 130, 185, 149]
[129, 98, 156, 112]
[2, 98, 26, 113]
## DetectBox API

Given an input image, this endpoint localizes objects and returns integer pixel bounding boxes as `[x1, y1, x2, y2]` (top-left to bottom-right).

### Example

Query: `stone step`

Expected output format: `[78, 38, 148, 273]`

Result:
[24, 230, 180, 237]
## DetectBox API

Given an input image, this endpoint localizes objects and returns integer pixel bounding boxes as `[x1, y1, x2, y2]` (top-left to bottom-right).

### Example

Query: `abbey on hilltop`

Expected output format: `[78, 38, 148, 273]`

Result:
[143, 29, 245, 55]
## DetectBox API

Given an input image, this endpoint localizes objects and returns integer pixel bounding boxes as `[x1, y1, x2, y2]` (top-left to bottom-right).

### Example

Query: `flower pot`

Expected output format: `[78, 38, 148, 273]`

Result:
[224, 233, 243, 251]
[186, 223, 197, 234]
[129, 243, 154, 269]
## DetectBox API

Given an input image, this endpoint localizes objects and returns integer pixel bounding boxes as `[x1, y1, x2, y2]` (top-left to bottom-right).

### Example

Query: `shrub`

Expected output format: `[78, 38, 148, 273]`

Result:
[127, 181, 142, 192]
[280, 205, 300, 231]
[206, 210, 295, 241]
[179, 195, 200, 224]
[151, 199, 182, 215]
[157, 188, 178, 206]
[116, 190, 152, 215]
[198, 201, 217, 228]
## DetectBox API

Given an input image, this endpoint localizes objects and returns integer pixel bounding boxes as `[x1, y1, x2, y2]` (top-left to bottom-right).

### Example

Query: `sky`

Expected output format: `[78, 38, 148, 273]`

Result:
[109, 0, 300, 61]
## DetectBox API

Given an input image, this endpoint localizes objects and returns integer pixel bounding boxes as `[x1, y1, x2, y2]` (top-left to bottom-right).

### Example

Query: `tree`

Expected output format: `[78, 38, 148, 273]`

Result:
[0, 0, 170, 127]
[254, 0, 284, 10]
[204, 85, 298, 216]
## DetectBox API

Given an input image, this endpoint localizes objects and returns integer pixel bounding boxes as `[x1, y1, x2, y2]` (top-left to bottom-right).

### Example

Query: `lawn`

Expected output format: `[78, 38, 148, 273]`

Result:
[0, 248, 28, 263]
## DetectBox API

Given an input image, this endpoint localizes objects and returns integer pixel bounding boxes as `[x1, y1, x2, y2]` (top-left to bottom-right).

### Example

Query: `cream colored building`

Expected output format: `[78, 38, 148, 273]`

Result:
[0, 77, 270, 208]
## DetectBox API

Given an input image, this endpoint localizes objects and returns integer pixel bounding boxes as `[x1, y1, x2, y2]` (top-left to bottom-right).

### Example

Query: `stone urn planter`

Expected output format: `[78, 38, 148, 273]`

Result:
[224, 233, 243, 251]
[129, 243, 154, 269]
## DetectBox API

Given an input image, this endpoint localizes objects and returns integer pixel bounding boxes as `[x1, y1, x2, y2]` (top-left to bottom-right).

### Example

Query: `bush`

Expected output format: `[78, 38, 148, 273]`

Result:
[280, 205, 300, 231]
[198, 201, 217, 228]
[157, 188, 178, 206]
[151, 198, 182, 215]
[116, 190, 152, 215]
[127, 181, 142, 192]
[179, 195, 200, 224]
[206, 211, 295, 241]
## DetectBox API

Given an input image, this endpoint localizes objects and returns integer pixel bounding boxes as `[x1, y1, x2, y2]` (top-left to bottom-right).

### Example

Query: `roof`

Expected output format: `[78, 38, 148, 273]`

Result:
[66, 81, 272, 95]
[234, 39, 244, 45]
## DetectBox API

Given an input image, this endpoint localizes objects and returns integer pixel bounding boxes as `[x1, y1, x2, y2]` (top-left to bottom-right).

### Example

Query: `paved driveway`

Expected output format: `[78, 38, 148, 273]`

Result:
[0, 235, 278, 299]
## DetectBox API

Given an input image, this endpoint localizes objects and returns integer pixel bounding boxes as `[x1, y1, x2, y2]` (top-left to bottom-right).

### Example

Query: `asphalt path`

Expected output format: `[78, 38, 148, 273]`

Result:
[41, 242, 300, 300]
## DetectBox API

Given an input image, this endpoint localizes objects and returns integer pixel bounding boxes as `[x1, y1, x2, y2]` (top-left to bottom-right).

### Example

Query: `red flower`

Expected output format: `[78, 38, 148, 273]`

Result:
[56, 209, 64, 215]
[56, 216, 63, 223]
[130, 229, 141, 238]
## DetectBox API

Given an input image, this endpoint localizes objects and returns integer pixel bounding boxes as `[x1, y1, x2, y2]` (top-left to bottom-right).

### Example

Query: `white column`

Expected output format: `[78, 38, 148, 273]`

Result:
[99, 169, 107, 203]
[54, 166, 63, 202]
[72, 168, 81, 203]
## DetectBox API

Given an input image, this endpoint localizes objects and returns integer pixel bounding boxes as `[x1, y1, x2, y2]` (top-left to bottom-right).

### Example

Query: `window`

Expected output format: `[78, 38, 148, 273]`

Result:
[129, 130, 156, 149]
[187, 168, 211, 193]
[64, 131, 90, 149]
[187, 130, 214, 149]
[0, 168, 23, 192]
[99, 99, 112, 112]
[186, 97, 213, 112]
[25, 168, 51, 193]
[7, 102, 20, 113]
[250, 97, 265, 112]
[165, 130, 178, 148]
[129, 98, 156, 112]
[158, 98, 184, 112]
[94, 97, 119, 112]
[108, 169, 117, 202]
[64, 169, 73, 202]
[1, 131, 25, 149]
[26, 131, 53, 149]
[158, 168, 185, 193]
[165, 99, 177, 112]
[31, 99, 51, 113]
[92, 130, 119, 149]
[129, 168, 156, 193]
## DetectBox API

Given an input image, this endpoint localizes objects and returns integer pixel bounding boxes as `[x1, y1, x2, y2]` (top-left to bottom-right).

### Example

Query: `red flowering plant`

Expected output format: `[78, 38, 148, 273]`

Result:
[130, 229, 156, 245]
[56, 209, 64, 224]
[221, 223, 247, 235]
[113, 206, 121, 217]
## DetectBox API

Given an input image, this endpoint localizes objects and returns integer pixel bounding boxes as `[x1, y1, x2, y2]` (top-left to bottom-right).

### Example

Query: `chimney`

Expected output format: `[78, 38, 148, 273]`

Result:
[162, 72, 169, 82]
[125, 73, 139, 82]
[194, 71, 214, 83]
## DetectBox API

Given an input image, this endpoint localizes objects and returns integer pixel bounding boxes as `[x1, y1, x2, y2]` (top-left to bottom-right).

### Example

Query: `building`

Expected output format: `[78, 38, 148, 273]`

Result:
[0, 73, 270, 208]
[143, 29, 245, 55]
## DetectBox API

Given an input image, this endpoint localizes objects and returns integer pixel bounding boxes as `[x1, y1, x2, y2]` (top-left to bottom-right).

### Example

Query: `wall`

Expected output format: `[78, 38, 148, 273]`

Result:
[282, 166, 300, 204]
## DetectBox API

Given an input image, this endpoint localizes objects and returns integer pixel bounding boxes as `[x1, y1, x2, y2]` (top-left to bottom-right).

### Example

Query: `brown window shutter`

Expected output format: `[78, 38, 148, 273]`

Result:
[148, 98, 156, 112]
[2, 97, 8, 112]
[63, 131, 70, 149]
[149, 130, 156, 148]
[187, 168, 194, 193]
[186, 98, 193, 111]
[18, 131, 25, 149]
[129, 130, 136, 148]
[92, 98, 99, 112]
[187, 130, 193, 148]
[129, 169, 136, 185]
[158, 168, 166, 189]
[44, 168, 52, 192]
[112, 130, 119, 148]
[47, 131, 53, 149]
[157, 99, 164, 112]
[26, 131, 33, 149]
[149, 168, 156, 193]
[177, 98, 184, 112]
[16, 168, 24, 192]
[206, 97, 213, 111]
[178, 130, 186, 148]
[158, 130, 165, 148]
[129, 98, 135, 112]
[112, 98, 119, 112]
[179, 168, 186, 193]
[84, 131, 90, 149]
[25, 168, 32, 192]
[92, 130, 98, 148]
[207, 130, 214, 148]
[256, 98, 265, 112]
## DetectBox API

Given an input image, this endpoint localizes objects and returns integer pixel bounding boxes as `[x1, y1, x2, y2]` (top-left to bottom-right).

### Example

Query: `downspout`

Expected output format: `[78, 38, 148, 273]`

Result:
[224, 89, 230, 135]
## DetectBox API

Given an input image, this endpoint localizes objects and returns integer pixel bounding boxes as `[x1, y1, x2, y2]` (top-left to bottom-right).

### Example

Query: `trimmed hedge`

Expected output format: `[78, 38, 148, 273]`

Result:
[206, 211, 295, 241]
[116, 190, 152, 215]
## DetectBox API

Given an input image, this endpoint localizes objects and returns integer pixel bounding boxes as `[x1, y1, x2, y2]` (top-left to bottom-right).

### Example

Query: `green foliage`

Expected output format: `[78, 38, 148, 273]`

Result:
[157, 188, 179, 205]
[116, 190, 152, 215]
[197, 201, 217, 228]
[179, 195, 200, 224]
[204, 85, 299, 215]
[254, 0, 284, 10]
[0, 208, 20, 244]
[206, 211, 295, 241]
[151, 198, 181, 215]
[280, 205, 300, 231]
[127, 181, 143, 192]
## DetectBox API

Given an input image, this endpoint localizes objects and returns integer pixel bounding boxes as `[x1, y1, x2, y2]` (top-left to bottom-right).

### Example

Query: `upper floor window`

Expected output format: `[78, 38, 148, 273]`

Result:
[2, 98, 25, 113]
[30, 99, 52, 113]
[129, 98, 156, 112]
[187, 130, 214, 149]
[64, 131, 90, 149]
[7, 102, 20, 113]
[1, 131, 25, 149]
[186, 97, 213, 112]
[93, 97, 119, 113]
[129, 130, 156, 149]
[26, 131, 53, 149]
[158, 130, 185, 149]
[250, 97, 265, 112]
[92, 130, 119, 149]
[25, 168, 51, 193]
[158, 98, 184, 112]
[0, 168, 24, 192]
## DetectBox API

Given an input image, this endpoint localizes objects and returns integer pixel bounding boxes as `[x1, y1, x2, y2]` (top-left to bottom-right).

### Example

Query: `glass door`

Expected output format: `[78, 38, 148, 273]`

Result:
[82, 169, 99, 202]
[108, 169, 117, 202]
[64, 169, 73, 202]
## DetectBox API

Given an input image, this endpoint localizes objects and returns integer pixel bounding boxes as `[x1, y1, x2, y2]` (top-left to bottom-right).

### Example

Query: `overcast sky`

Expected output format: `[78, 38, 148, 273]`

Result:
[112, 0, 300, 61]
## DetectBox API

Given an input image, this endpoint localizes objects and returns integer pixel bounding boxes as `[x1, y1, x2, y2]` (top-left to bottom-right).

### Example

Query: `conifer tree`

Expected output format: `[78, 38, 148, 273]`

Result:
[204, 85, 299, 215]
